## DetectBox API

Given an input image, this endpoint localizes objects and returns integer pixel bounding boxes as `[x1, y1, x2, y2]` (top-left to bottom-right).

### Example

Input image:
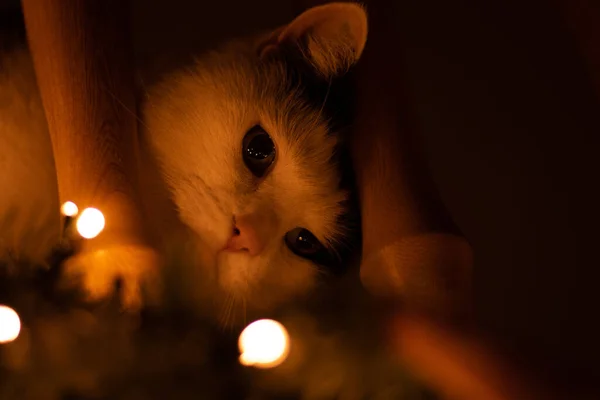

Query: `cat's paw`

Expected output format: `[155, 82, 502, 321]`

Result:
[61, 244, 161, 311]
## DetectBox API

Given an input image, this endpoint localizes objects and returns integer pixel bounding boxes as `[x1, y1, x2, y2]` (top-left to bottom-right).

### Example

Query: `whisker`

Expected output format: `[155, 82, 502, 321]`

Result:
[102, 85, 149, 131]
[312, 262, 330, 277]
[190, 174, 228, 215]
[136, 72, 151, 101]
[220, 294, 237, 332]
[227, 296, 234, 329]
[317, 77, 333, 122]
[218, 295, 232, 328]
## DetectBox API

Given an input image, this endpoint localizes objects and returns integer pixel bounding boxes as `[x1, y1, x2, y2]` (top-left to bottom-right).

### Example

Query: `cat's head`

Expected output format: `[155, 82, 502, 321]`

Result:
[143, 2, 367, 319]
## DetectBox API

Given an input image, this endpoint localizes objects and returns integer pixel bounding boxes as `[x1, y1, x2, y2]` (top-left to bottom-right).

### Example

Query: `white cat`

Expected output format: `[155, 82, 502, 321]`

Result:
[0, 2, 368, 323]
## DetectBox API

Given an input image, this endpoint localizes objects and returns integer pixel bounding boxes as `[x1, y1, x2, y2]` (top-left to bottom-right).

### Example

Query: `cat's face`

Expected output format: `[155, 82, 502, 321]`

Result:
[143, 3, 367, 316]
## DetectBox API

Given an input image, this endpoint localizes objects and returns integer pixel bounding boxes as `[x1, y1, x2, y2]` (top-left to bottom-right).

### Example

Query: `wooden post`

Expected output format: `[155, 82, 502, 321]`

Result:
[292, 0, 473, 318]
[349, 0, 472, 318]
[21, 0, 158, 308]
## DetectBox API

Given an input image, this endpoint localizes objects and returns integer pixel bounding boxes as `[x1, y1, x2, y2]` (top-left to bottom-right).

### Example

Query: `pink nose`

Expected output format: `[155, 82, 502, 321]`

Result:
[224, 217, 264, 256]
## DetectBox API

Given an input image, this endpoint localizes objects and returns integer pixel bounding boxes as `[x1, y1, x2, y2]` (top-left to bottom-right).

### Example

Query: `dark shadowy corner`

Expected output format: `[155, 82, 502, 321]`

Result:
[387, 0, 600, 395]
[0, 0, 25, 50]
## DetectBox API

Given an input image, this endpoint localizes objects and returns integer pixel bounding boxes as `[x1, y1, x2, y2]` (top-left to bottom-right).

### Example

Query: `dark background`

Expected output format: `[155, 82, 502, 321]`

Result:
[3, 0, 600, 392]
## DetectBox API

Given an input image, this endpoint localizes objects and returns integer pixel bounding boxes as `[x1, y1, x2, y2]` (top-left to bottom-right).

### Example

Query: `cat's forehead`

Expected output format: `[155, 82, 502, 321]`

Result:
[148, 42, 340, 171]
[145, 42, 348, 242]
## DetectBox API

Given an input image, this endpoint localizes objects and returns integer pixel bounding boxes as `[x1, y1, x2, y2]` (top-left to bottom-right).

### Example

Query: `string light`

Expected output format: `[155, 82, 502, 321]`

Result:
[76, 207, 105, 239]
[0, 305, 21, 344]
[60, 201, 79, 217]
[238, 319, 290, 368]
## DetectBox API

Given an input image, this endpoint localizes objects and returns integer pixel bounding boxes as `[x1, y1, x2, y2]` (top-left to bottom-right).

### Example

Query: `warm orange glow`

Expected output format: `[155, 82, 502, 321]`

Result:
[0, 305, 21, 344]
[76, 207, 105, 239]
[238, 319, 289, 368]
[61, 201, 79, 217]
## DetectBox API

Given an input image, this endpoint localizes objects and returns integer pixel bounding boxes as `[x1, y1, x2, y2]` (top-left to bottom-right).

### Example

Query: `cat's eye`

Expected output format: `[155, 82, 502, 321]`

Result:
[242, 125, 276, 178]
[284, 228, 327, 262]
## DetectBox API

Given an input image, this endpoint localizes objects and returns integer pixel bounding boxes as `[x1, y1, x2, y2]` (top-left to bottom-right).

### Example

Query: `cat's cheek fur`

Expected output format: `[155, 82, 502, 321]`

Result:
[216, 247, 318, 309]
[170, 181, 233, 250]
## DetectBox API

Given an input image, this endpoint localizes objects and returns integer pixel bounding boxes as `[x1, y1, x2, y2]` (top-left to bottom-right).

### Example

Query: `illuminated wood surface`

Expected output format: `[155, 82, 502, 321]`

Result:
[293, 0, 473, 317]
[21, 0, 157, 307]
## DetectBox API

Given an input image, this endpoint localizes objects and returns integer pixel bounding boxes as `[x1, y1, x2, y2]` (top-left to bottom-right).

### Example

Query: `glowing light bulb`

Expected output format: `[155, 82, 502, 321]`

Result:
[238, 319, 289, 368]
[0, 305, 21, 344]
[76, 207, 105, 239]
[61, 201, 79, 217]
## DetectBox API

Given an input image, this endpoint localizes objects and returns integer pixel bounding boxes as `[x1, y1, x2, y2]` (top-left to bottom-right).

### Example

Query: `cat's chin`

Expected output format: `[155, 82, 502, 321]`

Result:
[215, 250, 255, 298]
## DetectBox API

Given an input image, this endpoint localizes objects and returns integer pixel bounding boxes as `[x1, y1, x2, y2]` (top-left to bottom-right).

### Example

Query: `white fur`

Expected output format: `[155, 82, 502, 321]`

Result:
[0, 3, 368, 321]
[142, 42, 347, 314]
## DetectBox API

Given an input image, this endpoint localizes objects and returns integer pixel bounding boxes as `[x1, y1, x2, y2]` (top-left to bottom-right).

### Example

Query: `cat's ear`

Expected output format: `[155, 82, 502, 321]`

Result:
[259, 2, 368, 79]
